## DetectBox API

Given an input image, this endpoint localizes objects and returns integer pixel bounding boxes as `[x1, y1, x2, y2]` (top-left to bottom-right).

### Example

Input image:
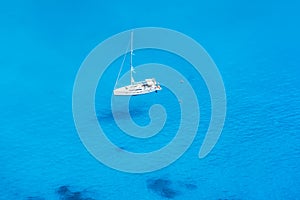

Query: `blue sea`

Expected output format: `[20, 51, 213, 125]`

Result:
[1, 0, 300, 199]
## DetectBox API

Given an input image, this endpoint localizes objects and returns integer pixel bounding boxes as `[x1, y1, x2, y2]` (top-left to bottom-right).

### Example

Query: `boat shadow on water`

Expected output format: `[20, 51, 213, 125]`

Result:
[96, 107, 150, 123]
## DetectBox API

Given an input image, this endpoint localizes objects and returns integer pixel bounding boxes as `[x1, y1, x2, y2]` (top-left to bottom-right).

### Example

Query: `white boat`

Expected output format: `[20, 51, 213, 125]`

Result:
[113, 32, 161, 96]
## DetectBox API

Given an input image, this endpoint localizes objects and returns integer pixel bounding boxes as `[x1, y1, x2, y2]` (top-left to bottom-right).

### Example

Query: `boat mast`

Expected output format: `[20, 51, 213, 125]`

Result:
[130, 31, 134, 85]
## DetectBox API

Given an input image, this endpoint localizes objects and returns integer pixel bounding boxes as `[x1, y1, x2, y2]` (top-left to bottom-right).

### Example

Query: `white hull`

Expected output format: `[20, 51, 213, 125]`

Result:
[114, 78, 161, 96]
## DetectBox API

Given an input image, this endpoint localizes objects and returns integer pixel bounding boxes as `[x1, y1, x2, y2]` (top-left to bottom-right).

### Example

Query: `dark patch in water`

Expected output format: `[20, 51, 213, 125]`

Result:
[161, 187, 178, 199]
[56, 186, 95, 200]
[115, 146, 127, 151]
[26, 197, 45, 200]
[147, 178, 180, 199]
[96, 107, 147, 122]
[217, 191, 242, 200]
[57, 185, 70, 196]
[217, 197, 242, 200]
[184, 183, 198, 190]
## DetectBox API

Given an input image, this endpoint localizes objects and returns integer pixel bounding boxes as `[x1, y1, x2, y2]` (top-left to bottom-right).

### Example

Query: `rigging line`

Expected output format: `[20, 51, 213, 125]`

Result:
[114, 39, 131, 89]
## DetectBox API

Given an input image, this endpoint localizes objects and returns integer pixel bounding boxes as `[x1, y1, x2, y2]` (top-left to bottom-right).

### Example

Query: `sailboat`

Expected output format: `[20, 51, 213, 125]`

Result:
[113, 32, 162, 96]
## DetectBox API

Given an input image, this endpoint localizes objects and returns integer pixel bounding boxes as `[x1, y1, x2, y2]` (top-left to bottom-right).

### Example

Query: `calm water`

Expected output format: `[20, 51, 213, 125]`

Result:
[1, 0, 300, 199]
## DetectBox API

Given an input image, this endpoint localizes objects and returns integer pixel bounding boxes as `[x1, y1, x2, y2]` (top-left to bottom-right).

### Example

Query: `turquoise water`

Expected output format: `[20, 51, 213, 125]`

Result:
[1, 0, 300, 199]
